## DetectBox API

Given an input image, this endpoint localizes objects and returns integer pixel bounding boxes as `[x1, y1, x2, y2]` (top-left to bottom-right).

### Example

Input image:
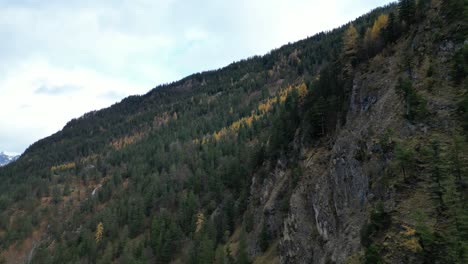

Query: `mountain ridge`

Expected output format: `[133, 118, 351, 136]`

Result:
[0, 0, 466, 263]
[19, 3, 395, 167]
[0, 152, 19, 167]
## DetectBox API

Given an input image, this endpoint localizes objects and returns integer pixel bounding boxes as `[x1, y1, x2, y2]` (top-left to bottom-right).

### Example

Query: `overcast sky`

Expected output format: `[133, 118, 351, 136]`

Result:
[0, 0, 394, 154]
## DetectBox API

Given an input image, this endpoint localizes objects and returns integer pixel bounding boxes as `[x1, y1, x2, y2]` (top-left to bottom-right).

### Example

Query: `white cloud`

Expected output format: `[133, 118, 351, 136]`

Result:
[0, 60, 147, 152]
[0, 0, 395, 153]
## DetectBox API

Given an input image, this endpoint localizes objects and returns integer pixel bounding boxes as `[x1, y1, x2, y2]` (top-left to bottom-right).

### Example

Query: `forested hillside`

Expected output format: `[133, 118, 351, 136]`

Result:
[0, 0, 467, 263]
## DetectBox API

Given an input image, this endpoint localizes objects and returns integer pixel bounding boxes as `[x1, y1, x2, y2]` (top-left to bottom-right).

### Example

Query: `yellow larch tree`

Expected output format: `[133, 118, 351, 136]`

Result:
[370, 14, 389, 42]
[195, 212, 205, 233]
[343, 24, 360, 73]
[343, 24, 359, 58]
[95, 222, 104, 244]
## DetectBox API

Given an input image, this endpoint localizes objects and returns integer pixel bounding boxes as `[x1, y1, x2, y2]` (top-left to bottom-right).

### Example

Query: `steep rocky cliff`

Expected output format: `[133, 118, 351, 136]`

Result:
[247, 2, 467, 263]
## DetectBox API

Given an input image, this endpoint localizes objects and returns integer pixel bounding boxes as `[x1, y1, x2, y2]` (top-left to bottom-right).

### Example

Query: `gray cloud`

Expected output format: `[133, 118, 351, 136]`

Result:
[99, 91, 127, 101]
[35, 84, 81, 95]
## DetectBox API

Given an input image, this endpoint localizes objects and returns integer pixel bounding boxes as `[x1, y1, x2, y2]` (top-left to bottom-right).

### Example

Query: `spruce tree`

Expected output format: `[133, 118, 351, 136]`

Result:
[215, 245, 226, 264]
[383, 12, 398, 44]
[198, 234, 215, 264]
[441, 0, 465, 22]
[238, 228, 249, 264]
[398, 0, 416, 25]
[429, 140, 445, 213]
[258, 223, 270, 252]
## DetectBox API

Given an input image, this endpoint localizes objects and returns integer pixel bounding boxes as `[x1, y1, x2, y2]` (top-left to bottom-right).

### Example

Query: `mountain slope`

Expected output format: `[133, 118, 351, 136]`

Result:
[0, 1, 467, 263]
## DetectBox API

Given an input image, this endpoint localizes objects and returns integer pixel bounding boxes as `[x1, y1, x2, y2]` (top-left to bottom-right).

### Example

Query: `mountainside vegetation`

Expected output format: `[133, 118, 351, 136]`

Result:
[0, 0, 467, 263]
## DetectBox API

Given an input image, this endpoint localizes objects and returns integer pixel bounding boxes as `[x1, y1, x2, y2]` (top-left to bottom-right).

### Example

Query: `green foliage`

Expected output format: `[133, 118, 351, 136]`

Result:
[238, 227, 250, 264]
[414, 136, 468, 263]
[0, 2, 465, 263]
[396, 77, 428, 121]
[51, 186, 62, 204]
[394, 142, 415, 179]
[398, 0, 416, 25]
[214, 245, 226, 264]
[244, 210, 254, 233]
[383, 12, 400, 44]
[151, 212, 181, 263]
[258, 223, 270, 252]
[97, 243, 114, 264]
[429, 139, 445, 210]
[364, 243, 382, 264]
[416, 0, 431, 21]
[361, 202, 391, 247]
[31, 245, 52, 264]
[225, 244, 235, 264]
[412, 210, 434, 248]
[128, 196, 145, 238]
[189, 220, 217, 264]
[305, 96, 328, 138]
[441, 0, 468, 40]
[460, 93, 468, 134]
[303, 63, 347, 142]
[453, 44, 468, 85]
[267, 91, 300, 159]
[441, 0, 466, 22]
[380, 129, 395, 153]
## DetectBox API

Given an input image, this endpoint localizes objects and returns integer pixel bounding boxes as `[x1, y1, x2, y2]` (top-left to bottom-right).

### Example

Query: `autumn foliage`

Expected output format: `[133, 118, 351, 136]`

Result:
[95, 222, 104, 244]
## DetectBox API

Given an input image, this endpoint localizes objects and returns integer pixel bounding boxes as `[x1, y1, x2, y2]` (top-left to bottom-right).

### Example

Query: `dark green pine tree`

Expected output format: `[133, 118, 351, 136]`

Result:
[151, 213, 180, 263]
[258, 222, 270, 252]
[441, 0, 465, 22]
[398, 0, 416, 25]
[237, 227, 250, 264]
[383, 12, 398, 44]
[151, 216, 163, 258]
[127, 196, 145, 238]
[311, 96, 327, 137]
[429, 140, 446, 214]
[197, 234, 215, 264]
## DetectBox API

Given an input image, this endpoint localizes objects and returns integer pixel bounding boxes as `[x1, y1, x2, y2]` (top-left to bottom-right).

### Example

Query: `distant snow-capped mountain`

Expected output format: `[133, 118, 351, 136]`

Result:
[0, 152, 19, 166]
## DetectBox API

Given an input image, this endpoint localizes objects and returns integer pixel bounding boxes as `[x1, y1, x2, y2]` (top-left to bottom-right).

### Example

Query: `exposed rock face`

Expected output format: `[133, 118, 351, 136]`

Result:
[243, 58, 406, 263]
[254, 8, 465, 261]
[249, 160, 291, 255]
[272, 40, 409, 263]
